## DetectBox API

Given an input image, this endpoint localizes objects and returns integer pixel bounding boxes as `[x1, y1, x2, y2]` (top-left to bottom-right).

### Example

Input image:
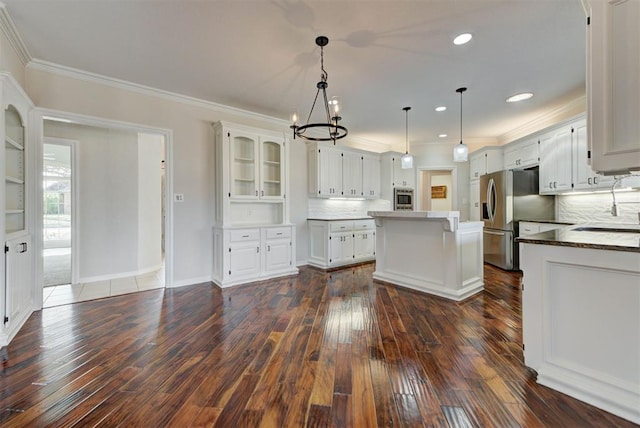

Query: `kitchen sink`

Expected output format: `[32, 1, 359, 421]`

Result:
[572, 226, 640, 234]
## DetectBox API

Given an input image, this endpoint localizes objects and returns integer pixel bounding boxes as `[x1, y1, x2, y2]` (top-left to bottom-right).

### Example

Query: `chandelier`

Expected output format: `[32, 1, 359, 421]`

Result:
[290, 36, 348, 144]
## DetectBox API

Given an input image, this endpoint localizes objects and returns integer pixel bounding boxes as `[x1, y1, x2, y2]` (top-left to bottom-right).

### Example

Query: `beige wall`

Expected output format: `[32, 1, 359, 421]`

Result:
[26, 67, 312, 285]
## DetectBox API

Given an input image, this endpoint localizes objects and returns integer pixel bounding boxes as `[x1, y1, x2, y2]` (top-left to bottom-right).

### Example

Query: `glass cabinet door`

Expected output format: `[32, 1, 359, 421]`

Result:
[260, 139, 284, 199]
[229, 131, 259, 199]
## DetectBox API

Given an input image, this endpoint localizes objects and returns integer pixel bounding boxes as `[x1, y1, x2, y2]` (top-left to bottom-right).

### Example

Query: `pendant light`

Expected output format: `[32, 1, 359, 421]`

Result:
[290, 36, 348, 144]
[453, 87, 469, 162]
[401, 106, 413, 169]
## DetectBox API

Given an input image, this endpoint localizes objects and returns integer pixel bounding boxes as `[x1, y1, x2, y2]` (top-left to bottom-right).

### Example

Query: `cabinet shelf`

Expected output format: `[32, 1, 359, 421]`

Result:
[263, 160, 281, 166]
[6, 209, 24, 215]
[263, 180, 281, 184]
[5, 176, 24, 185]
[234, 178, 255, 183]
[5, 136, 23, 150]
[234, 157, 254, 163]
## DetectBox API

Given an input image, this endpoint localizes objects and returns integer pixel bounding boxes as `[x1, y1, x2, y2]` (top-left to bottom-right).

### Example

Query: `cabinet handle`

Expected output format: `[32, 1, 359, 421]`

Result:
[594, 176, 598, 184]
[276, 232, 283, 235]
[268, 245, 271, 251]
[242, 235, 249, 238]
[588, 177, 592, 185]
[19, 242, 27, 253]
[256, 190, 258, 196]
[261, 190, 264, 196]
[553, 181, 557, 189]
[549, 181, 553, 189]
[257, 246, 260, 253]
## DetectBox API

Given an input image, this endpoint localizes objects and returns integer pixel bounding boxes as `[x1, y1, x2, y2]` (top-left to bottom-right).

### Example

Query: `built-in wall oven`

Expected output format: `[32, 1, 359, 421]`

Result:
[394, 187, 414, 210]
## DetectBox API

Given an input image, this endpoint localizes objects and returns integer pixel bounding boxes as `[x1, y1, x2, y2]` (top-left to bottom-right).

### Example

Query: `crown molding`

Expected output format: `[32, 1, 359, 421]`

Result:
[27, 59, 392, 152]
[497, 94, 586, 145]
[0, 3, 31, 66]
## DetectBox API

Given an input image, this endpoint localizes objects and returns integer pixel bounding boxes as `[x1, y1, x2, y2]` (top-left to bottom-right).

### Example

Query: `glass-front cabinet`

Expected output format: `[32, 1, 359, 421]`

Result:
[228, 130, 284, 200]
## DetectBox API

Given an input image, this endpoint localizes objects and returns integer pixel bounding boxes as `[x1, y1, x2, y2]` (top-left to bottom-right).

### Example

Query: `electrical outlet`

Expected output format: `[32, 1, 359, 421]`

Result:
[174, 193, 184, 202]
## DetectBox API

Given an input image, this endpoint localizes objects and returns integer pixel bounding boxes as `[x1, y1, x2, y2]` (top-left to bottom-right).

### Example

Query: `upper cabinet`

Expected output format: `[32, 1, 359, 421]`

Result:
[469, 147, 503, 180]
[228, 129, 285, 200]
[503, 138, 539, 170]
[587, 0, 640, 174]
[213, 122, 290, 227]
[539, 124, 573, 194]
[308, 143, 380, 199]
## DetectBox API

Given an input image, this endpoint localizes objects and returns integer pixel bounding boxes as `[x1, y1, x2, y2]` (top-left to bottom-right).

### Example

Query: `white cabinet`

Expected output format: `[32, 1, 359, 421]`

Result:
[212, 121, 297, 288]
[539, 125, 573, 194]
[263, 226, 293, 273]
[362, 153, 380, 198]
[503, 138, 539, 170]
[587, 0, 640, 174]
[469, 147, 503, 180]
[308, 219, 375, 269]
[572, 119, 615, 190]
[1, 75, 34, 348]
[215, 225, 296, 287]
[380, 152, 415, 202]
[342, 151, 363, 197]
[308, 143, 380, 199]
[518, 222, 566, 237]
[228, 129, 285, 200]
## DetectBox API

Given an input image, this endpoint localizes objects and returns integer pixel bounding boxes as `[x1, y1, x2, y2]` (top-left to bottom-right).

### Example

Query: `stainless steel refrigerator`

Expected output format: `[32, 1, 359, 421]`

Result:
[480, 167, 555, 270]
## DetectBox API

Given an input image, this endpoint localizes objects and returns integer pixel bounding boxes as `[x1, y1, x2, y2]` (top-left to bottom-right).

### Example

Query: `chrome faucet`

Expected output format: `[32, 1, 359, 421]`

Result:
[610, 177, 623, 216]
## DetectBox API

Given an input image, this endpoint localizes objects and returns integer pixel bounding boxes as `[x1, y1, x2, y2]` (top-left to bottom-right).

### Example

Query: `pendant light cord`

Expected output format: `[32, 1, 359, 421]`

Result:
[403, 106, 411, 154]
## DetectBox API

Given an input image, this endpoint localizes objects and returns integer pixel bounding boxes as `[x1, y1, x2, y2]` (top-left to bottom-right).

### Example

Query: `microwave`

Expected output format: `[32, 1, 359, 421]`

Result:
[394, 187, 414, 210]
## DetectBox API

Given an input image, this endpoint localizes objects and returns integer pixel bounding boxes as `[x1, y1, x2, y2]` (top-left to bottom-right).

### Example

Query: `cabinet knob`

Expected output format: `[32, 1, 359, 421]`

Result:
[588, 177, 592, 185]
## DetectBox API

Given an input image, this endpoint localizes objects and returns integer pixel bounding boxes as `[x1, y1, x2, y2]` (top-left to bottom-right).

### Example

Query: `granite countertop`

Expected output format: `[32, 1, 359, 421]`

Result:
[516, 223, 640, 253]
[516, 219, 575, 226]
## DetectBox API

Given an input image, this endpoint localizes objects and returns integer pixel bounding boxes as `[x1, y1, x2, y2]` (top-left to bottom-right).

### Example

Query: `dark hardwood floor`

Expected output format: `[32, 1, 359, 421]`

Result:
[0, 264, 636, 427]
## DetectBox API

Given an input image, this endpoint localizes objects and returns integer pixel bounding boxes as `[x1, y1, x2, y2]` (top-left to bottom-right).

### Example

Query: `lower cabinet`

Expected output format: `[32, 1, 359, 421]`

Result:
[1, 234, 33, 347]
[308, 219, 375, 269]
[213, 225, 297, 288]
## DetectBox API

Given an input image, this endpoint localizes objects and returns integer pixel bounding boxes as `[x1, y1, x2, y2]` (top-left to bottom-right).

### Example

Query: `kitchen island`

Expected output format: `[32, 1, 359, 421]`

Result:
[518, 225, 640, 424]
[367, 211, 484, 301]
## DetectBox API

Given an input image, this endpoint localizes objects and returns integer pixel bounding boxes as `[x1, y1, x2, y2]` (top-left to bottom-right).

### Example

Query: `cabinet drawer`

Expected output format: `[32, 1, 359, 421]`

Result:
[329, 221, 354, 232]
[353, 219, 374, 230]
[265, 226, 291, 239]
[229, 228, 260, 242]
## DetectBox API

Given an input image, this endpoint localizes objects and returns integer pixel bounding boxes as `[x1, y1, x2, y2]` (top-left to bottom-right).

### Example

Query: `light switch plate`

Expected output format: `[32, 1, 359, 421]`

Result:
[174, 193, 184, 202]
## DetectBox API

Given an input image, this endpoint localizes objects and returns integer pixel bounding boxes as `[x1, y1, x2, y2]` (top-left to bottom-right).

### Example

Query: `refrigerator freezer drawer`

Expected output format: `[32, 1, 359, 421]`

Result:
[483, 229, 513, 270]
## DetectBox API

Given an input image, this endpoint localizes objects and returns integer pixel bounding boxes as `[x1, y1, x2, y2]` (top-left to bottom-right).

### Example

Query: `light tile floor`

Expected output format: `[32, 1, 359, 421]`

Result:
[42, 266, 165, 308]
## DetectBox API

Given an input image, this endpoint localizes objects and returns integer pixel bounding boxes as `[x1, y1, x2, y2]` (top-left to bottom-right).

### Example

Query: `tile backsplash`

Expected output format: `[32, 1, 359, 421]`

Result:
[557, 190, 640, 224]
[308, 198, 391, 219]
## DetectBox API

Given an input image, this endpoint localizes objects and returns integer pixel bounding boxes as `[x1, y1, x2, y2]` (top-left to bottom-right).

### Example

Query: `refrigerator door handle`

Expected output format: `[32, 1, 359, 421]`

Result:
[484, 230, 505, 236]
[487, 178, 496, 223]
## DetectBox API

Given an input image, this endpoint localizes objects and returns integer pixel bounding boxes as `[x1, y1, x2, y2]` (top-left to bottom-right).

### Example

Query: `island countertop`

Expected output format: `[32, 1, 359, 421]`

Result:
[367, 210, 461, 231]
[516, 223, 640, 253]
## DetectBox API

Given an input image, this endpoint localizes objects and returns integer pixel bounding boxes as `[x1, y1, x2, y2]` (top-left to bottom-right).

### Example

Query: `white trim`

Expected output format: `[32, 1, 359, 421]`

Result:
[498, 95, 587, 145]
[0, 4, 31, 66]
[416, 166, 458, 212]
[77, 263, 163, 285]
[171, 276, 213, 289]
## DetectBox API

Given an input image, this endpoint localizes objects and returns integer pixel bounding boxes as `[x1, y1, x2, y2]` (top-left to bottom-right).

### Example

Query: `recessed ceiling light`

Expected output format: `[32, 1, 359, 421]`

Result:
[439, 134, 448, 138]
[453, 33, 472, 45]
[506, 92, 534, 103]
[435, 106, 447, 112]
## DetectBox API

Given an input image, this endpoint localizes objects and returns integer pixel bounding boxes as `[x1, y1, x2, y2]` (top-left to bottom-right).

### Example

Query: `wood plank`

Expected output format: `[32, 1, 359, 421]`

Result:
[0, 265, 636, 427]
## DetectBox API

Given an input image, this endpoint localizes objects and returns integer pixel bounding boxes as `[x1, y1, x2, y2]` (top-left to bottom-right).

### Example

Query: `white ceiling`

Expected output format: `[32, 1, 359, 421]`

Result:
[4, 0, 587, 149]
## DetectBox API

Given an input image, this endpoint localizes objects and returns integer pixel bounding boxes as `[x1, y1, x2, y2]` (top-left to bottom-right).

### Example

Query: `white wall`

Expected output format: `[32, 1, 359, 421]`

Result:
[138, 132, 163, 272]
[44, 121, 140, 280]
[430, 173, 453, 211]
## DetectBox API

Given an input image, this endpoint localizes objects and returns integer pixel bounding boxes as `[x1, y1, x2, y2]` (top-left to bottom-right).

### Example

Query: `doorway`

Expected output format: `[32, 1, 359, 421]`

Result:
[42, 139, 75, 287]
[34, 112, 173, 309]
[418, 168, 456, 211]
